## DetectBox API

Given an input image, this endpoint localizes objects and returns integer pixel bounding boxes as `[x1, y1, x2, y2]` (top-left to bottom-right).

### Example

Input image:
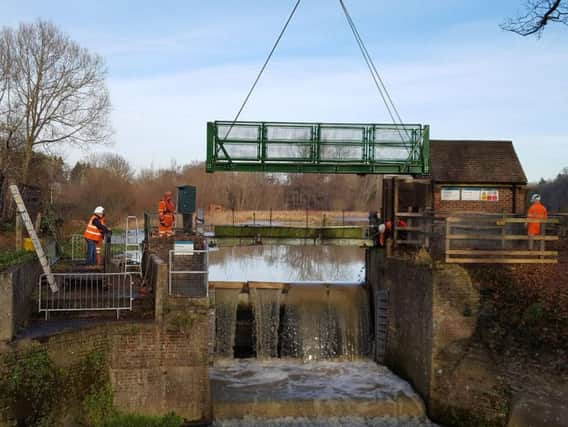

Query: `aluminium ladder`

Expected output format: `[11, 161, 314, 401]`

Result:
[9, 185, 58, 292]
[124, 215, 142, 275]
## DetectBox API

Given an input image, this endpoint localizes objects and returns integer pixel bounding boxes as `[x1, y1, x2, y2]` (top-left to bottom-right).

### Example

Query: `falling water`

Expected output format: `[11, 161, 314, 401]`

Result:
[280, 283, 372, 361]
[215, 288, 242, 358]
[250, 288, 283, 359]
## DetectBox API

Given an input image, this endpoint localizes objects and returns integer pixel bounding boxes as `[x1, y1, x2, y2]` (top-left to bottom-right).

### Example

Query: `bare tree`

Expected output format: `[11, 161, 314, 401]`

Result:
[86, 152, 133, 181]
[0, 20, 111, 183]
[0, 28, 25, 175]
[502, 0, 568, 36]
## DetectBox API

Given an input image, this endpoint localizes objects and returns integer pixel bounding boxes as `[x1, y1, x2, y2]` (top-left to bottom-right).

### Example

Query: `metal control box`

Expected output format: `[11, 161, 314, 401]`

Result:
[177, 185, 196, 214]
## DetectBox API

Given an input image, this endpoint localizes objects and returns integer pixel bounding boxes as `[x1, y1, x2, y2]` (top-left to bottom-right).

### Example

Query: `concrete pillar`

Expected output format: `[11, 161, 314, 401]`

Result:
[153, 256, 168, 322]
[0, 271, 14, 342]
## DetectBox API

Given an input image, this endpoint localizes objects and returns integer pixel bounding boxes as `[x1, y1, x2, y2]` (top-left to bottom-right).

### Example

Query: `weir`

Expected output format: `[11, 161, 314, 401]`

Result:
[212, 281, 371, 360]
[210, 281, 432, 424]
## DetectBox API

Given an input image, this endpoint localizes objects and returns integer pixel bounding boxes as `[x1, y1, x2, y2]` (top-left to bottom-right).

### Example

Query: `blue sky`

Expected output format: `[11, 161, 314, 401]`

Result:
[3, 0, 567, 181]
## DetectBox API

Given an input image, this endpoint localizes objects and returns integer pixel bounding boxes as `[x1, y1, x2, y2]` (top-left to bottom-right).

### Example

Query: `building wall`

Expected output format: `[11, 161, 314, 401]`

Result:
[433, 184, 526, 216]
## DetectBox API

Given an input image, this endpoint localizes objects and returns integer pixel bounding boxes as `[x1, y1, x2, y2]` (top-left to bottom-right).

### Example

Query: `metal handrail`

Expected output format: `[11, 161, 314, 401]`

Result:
[168, 249, 208, 298]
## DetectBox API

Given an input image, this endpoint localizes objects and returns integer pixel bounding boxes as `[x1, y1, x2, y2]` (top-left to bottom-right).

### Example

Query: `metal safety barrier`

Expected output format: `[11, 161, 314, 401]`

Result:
[38, 273, 134, 319]
[168, 249, 208, 298]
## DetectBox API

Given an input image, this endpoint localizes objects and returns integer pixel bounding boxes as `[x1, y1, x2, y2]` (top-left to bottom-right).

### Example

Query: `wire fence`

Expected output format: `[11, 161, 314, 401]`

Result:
[210, 209, 369, 228]
[38, 272, 133, 319]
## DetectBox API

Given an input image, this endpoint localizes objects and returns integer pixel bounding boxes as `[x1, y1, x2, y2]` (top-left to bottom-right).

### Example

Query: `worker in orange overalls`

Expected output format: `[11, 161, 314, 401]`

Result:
[84, 206, 111, 265]
[526, 193, 548, 250]
[96, 213, 107, 265]
[158, 191, 175, 237]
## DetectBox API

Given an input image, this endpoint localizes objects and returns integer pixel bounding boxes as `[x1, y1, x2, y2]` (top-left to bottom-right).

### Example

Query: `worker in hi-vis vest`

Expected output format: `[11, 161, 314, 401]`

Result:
[158, 191, 175, 237]
[96, 213, 107, 265]
[83, 206, 111, 265]
[526, 194, 548, 250]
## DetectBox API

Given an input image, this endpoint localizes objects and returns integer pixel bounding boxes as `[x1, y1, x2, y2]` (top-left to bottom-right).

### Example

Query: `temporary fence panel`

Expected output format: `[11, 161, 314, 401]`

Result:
[168, 249, 208, 298]
[207, 121, 430, 175]
[38, 272, 133, 319]
[445, 216, 559, 264]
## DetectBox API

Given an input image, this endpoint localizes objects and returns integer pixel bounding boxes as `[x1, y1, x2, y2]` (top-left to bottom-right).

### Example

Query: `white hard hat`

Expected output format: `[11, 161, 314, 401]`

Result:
[94, 206, 104, 215]
[530, 194, 541, 203]
[378, 224, 386, 234]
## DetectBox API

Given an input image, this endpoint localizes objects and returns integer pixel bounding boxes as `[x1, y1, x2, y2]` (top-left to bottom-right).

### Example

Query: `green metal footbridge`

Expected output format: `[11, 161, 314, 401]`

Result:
[206, 121, 430, 175]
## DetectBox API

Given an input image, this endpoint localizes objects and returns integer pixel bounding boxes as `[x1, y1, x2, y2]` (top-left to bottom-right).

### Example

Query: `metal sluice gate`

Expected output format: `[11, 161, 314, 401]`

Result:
[206, 121, 430, 175]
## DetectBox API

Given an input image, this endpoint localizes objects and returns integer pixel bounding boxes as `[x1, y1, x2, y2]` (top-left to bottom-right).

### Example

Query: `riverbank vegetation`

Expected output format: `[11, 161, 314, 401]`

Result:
[0, 348, 184, 426]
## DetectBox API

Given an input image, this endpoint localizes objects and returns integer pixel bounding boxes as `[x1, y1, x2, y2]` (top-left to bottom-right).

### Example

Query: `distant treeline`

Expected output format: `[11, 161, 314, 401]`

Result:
[3, 150, 565, 229]
[42, 153, 380, 225]
[537, 168, 568, 212]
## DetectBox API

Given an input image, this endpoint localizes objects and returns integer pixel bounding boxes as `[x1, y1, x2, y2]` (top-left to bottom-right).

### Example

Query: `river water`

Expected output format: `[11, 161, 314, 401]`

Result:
[209, 245, 365, 282]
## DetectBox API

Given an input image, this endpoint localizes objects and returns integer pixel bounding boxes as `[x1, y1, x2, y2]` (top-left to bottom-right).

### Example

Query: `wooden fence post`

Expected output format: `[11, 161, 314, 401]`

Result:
[445, 218, 450, 263]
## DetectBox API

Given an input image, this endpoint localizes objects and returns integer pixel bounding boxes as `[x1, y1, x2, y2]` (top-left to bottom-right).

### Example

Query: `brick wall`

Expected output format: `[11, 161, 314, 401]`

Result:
[366, 249, 433, 400]
[433, 185, 526, 215]
[110, 321, 210, 421]
[366, 248, 509, 426]
[1, 321, 211, 423]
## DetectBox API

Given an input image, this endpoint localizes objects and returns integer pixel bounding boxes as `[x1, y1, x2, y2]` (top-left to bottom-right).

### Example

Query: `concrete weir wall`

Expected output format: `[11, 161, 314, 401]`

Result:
[0, 259, 42, 342]
[366, 248, 507, 426]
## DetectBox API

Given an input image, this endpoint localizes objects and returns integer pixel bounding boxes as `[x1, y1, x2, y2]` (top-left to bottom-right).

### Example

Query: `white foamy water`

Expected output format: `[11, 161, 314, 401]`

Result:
[213, 416, 437, 426]
[211, 360, 432, 423]
[211, 360, 419, 401]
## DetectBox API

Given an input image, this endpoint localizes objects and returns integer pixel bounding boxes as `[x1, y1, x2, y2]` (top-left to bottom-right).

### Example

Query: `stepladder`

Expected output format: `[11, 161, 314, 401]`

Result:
[9, 184, 58, 292]
[124, 215, 142, 275]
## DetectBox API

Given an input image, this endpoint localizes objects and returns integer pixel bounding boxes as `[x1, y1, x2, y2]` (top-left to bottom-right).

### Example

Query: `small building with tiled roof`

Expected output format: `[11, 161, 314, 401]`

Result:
[429, 140, 528, 215]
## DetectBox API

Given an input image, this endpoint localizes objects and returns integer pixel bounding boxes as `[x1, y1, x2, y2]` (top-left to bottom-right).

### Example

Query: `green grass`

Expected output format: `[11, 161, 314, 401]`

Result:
[0, 250, 36, 271]
[101, 412, 184, 427]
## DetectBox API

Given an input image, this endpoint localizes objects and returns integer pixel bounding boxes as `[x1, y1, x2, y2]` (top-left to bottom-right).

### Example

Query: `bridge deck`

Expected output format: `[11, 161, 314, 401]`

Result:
[206, 121, 430, 175]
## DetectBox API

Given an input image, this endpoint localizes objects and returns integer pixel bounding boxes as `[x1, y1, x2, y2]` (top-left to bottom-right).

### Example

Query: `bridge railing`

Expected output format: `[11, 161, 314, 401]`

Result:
[38, 272, 134, 319]
[207, 121, 430, 175]
[444, 216, 560, 264]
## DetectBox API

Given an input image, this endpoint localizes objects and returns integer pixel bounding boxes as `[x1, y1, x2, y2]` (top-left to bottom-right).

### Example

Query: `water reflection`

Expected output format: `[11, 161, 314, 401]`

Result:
[209, 245, 365, 282]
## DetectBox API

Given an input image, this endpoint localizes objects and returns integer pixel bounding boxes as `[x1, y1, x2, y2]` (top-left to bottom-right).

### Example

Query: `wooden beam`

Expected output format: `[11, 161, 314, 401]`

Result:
[248, 281, 286, 290]
[447, 234, 558, 241]
[447, 217, 559, 224]
[447, 250, 558, 256]
[208, 281, 246, 289]
[447, 258, 557, 264]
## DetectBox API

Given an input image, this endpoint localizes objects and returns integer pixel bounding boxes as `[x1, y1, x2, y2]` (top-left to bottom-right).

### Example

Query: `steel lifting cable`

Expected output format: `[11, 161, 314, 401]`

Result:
[221, 0, 302, 144]
[338, 0, 410, 143]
